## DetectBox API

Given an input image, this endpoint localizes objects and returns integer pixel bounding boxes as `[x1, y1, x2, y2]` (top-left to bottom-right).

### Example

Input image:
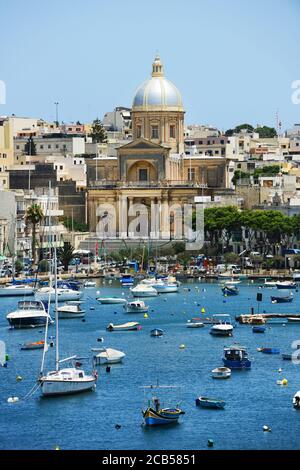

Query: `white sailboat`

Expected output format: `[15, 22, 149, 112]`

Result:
[39, 187, 97, 397]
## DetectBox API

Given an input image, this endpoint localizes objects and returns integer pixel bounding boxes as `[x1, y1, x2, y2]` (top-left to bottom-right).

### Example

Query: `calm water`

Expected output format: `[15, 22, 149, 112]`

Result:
[1, 279, 300, 450]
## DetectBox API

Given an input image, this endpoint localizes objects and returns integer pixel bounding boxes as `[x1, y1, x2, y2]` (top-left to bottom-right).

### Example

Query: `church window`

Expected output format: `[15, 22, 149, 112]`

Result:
[151, 126, 159, 139]
[170, 125, 175, 138]
[139, 168, 148, 181]
[137, 125, 142, 138]
[188, 168, 195, 181]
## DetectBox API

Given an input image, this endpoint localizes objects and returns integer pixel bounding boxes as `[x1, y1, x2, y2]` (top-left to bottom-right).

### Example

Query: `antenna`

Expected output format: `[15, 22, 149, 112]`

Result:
[275, 109, 282, 137]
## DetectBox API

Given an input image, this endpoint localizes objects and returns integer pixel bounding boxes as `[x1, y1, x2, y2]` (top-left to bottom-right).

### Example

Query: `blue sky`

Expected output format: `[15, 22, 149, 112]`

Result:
[1, 0, 300, 130]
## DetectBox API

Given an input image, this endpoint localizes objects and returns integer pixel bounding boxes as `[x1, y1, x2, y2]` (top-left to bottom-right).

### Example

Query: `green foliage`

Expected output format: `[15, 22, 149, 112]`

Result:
[223, 252, 240, 264]
[58, 242, 75, 271]
[255, 126, 277, 138]
[90, 118, 107, 143]
[232, 170, 250, 185]
[38, 259, 50, 273]
[232, 165, 281, 186]
[14, 259, 23, 274]
[225, 123, 254, 136]
[62, 218, 88, 232]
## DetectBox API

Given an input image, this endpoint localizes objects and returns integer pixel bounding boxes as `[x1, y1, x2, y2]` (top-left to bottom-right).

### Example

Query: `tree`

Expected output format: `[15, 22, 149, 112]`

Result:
[25, 204, 44, 265]
[225, 124, 254, 136]
[62, 217, 89, 232]
[24, 137, 37, 156]
[58, 242, 75, 272]
[14, 259, 23, 275]
[255, 126, 277, 138]
[90, 118, 107, 143]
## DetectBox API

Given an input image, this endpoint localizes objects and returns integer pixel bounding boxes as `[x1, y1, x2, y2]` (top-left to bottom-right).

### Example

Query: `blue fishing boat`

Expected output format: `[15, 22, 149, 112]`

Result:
[222, 285, 239, 296]
[259, 347, 280, 354]
[282, 353, 292, 360]
[222, 344, 251, 369]
[195, 397, 225, 409]
[252, 326, 266, 333]
[142, 385, 184, 426]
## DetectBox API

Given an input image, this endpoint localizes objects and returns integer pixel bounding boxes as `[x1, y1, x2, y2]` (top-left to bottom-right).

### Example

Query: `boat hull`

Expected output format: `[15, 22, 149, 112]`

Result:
[35, 291, 82, 303]
[7, 316, 48, 329]
[143, 408, 182, 426]
[58, 311, 85, 319]
[40, 378, 96, 396]
[0, 288, 34, 297]
[154, 285, 178, 293]
[223, 358, 251, 369]
[195, 398, 225, 409]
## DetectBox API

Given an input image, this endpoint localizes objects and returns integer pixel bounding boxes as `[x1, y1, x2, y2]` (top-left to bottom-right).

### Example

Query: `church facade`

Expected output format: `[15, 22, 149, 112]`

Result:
[87, 56, 227, 240]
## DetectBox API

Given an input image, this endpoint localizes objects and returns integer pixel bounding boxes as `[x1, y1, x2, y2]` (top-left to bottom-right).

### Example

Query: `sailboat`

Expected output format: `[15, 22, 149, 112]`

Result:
[39, 187, 97, 397]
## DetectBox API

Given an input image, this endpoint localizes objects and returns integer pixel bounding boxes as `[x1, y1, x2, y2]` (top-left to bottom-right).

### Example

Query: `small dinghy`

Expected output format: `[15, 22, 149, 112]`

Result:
[106, 322, 140, 331]
[186, 320, 204, 328]
[92, 347, 125, 365]
[258, 347, 280, 354]
[84, 280, 96, 288]
[57, 304, 85, 319]
[124, 300, 149, 313]
[287, 317, 300, 323]
[222, 285, 239, 296]
[282, 353, 292, 360]
[252, 326, 266, 333]
[97, 297, 127, 304]
[211, 367, 231, 379]
[276, 281, 297, 289]
[150, 328, 164, 337]
[195, 397, 226, 409]
[271, 295, 293, 303]
[21, 340, 45, 350]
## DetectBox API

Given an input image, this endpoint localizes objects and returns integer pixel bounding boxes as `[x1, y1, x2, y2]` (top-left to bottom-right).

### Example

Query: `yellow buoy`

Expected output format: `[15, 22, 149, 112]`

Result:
[16, 376, 23, 382]
[144, 313, 148, 319]
[282, 378, 288, 385]
[201, 308, 205, 314]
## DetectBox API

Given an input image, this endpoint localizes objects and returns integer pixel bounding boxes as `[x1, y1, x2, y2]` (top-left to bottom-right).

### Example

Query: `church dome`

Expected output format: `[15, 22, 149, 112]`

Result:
[132, 56, 183, 112]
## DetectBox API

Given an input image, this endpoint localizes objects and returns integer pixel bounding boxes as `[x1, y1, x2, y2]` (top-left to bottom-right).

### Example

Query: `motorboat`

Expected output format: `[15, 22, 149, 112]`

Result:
[293, 391, 300, 409]
[6, 300, 53, 329]
[106, 322, 141, 331]
[142, 385, 184, 426]
[222, 285, 239, 296]
[252, 326, 266, 333]
[293, 271, 300, 282]
[210, 314, 233, 336]
[195, 397, 226, 409]
[211, 367, 231, 379]
[120, 274, 134, 286]
[21, 340, 45, 350]
[130, 284, 158, 297]
[150, 328, 164, 337]
[271, 294, 293, 303]
[0, 284, 35, 297]
[35, 287, 82, 303]
[56, 304, 85, 319]
[124, 300, 149, 313]
[140, 277, 179, 293]
[282, 353, 292, 360]
[223, 279, 241, 285]
[92, 347, 125, 365]
[97, 297, 127, 304]
[276, 281, 297, 289]
[84, 280, 96, 288]
[222, 344, 251, 369]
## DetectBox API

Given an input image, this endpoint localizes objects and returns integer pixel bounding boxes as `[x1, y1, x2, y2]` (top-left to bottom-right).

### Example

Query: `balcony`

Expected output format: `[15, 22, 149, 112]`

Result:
[89, 180, 208, 189]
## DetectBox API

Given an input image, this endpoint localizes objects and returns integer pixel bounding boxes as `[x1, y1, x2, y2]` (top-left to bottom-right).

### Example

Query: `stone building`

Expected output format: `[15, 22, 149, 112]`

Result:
[87, 56, 228, 240]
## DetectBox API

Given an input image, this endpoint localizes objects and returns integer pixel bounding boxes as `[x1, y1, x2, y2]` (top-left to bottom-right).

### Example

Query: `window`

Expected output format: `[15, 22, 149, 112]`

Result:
[151, 125, 159, 139]
[40, 145, 44, 149]
[56, 144, 59, 149]
[60, 165, 63, 170]
[170, 125, 175, 138]
[139, 169, 148, 181]
[16, 145, 20, 150]
[220, 140, 224, 144]
[48, 145, 51, 149]
[188, 168, 195, 181]
[137, 125, 142, 138]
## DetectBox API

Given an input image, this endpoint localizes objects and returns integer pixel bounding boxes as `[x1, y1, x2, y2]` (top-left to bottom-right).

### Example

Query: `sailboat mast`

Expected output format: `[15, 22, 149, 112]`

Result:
[54, 239, 59, 371]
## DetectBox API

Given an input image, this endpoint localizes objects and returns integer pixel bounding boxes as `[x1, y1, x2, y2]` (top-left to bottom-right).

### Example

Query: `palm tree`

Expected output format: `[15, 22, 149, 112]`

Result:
[25, 204, 44, 265]
[58, 242, 75, 272]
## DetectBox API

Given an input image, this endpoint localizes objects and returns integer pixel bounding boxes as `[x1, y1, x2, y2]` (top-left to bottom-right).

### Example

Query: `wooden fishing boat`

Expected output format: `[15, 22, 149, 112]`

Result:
[142, 385, 184, 426]
[222, 285, 239, 296]
[223, 344, 251, 369]
[282, 353, 292, 360]
[21, 340, 45, 350]
[271, 295, 293, 303]
[186, 320, 204, 328]
[195, 396, 226, 409]
[287, 317, 300, 323]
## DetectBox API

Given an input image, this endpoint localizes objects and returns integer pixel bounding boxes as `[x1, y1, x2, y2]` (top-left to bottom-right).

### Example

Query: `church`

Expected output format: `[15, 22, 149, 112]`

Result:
[87, 56, 227, 240]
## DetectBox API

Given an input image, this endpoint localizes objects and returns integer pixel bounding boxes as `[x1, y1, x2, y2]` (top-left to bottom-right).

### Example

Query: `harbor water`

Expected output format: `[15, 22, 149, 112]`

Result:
[1, 279, 300, 450]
